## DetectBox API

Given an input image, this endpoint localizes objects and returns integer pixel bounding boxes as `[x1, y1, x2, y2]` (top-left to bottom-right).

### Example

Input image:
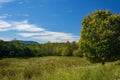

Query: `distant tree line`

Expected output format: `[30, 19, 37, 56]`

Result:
[0, 40, 79, 59]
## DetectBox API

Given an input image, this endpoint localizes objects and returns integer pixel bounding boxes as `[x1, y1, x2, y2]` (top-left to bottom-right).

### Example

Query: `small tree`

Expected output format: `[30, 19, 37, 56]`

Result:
[79, 10, 120, 65]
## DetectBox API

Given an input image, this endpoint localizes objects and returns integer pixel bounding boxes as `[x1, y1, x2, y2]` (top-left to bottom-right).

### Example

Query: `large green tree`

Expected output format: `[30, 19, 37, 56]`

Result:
[79, 10, 120, 64]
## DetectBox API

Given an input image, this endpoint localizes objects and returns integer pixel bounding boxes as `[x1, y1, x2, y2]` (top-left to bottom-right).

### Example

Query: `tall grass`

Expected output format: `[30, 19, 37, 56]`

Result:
[0, 56, 120, 80]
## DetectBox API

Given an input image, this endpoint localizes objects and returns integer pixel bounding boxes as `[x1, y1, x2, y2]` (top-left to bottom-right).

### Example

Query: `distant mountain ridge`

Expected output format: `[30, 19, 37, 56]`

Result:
[19, 40, 39, 44]
[0, 39, 39, 44]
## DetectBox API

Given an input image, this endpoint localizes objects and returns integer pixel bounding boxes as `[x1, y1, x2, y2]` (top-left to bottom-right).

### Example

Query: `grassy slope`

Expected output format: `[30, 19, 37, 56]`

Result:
[0, 56, 120, 80]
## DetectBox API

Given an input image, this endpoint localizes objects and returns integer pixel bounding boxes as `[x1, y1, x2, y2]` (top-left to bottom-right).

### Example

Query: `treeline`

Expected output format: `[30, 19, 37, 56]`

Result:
[0, 40, 79, 59]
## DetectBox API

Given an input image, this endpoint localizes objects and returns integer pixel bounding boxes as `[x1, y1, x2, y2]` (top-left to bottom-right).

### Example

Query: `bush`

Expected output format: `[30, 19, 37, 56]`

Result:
[73, 49, 83, 57]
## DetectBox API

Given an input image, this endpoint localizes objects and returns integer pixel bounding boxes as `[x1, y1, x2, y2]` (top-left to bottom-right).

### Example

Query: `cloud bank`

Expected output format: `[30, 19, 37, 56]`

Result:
[0, 20, 79, 42]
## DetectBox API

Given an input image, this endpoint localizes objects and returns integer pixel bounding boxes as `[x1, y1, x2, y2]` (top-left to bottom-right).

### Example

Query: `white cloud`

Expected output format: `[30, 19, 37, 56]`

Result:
[0, 20, 45, 32]
[18, 33, 40, 37]
[33, 36, 62, 42]
[0, 20, 79, 42]
[13, 20, 45, 32]
[0, 20, 12, 32]
[33, 35, 79, 42]
[0, 20, 12, 28]
[18, 31, 79, 42]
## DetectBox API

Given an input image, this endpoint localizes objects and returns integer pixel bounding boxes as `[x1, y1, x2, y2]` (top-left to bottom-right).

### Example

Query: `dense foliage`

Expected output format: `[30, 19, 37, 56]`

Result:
[79, 10, 120, 64]
[0, 40, 78, 58]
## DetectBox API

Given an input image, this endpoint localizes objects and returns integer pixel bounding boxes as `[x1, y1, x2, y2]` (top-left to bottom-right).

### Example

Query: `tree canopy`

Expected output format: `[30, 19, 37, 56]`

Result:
[79, 10, 120, 64]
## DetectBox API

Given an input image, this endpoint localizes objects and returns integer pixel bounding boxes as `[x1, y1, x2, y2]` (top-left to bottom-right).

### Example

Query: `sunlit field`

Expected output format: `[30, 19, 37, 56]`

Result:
[0, 56, 120, 80]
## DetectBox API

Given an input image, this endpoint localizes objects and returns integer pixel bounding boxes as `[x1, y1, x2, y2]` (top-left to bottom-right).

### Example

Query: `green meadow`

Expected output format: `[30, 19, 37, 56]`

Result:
[0, 56, 120, 80]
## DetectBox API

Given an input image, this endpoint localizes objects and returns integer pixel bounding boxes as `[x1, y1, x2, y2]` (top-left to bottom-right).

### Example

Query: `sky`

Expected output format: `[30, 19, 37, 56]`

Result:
[0, 0, 120, 43]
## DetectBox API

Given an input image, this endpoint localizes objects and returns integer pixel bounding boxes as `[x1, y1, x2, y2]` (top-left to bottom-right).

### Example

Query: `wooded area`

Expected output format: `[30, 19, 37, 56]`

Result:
[0, 40, 78, 58]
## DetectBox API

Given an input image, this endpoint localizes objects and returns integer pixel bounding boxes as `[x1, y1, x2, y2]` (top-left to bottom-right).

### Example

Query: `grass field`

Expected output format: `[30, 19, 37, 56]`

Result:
[0, 56, 120, 80]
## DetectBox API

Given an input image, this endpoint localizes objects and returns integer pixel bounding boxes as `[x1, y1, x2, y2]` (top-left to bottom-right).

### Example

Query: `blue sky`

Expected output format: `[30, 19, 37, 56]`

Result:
[0, 0, 120, 43]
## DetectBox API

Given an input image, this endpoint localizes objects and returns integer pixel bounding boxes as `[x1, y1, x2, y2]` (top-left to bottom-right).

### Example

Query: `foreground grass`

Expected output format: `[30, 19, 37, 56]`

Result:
[0, 56, 120, 80]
